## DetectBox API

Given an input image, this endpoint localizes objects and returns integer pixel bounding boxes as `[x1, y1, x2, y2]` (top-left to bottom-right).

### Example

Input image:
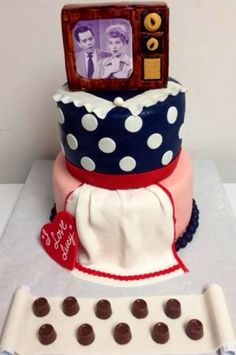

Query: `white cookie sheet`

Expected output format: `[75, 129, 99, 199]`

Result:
[1, 284, 235, 355]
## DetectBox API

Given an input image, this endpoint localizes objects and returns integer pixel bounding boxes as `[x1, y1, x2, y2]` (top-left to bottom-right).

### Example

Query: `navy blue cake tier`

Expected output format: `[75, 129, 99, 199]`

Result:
[54, 79, 186, 188]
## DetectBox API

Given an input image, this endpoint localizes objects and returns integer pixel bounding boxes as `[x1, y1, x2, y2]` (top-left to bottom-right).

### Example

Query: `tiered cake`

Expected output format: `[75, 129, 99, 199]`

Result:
[43, 2, 199, 282]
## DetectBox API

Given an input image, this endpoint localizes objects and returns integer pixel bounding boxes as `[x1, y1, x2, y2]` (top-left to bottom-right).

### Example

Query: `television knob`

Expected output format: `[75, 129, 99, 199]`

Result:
[144, 13, 162, 32]
[146, 37, 159, 51]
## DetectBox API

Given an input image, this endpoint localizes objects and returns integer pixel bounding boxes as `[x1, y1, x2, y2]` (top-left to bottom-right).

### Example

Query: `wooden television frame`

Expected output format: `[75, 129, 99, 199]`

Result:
[61, 3, 169, 91]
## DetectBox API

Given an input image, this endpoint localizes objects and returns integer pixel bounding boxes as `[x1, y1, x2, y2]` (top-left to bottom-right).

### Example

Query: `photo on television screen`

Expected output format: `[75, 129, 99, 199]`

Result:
[73, 19, 133, 79]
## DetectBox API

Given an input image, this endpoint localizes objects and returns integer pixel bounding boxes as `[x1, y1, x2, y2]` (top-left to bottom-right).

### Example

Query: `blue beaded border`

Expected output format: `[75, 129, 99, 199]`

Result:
[50, 199, 199, 252]
[50, 204, 56, 222]
[175, 199, 199, 251]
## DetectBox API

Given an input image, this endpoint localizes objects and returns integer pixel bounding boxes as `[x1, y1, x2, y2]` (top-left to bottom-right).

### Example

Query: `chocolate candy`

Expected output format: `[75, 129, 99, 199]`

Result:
[185, 319, 204, 340]
[62, 296, 79, 316]
[151, 322, 170, 344]
[33, 297, 50, 317]
[131, 299, 148, 319]
[164, 298, 181, 319]
[38, 324, 57, 345]
[77, 323, 95, 345]
[114, 323, 132, 344]
[95, 299, 112, 319]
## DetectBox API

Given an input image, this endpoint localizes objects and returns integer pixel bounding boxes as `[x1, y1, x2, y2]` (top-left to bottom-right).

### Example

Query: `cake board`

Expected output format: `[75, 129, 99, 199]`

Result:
[0, 159, 236, 355]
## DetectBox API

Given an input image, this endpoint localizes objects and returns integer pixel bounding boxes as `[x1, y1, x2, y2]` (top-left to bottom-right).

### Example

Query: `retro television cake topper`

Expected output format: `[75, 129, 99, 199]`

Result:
[61, 2, 169, 91]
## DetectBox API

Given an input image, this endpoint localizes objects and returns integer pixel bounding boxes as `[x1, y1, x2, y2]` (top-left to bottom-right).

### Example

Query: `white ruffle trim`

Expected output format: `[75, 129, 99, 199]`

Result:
[53, 81, 186, 119]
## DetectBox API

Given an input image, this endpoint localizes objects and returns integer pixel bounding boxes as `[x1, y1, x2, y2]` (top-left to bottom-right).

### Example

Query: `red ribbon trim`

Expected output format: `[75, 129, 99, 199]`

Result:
[74, 262, 183, 281]
[66, 150, 181, 190]
[158, 182, 189, 273]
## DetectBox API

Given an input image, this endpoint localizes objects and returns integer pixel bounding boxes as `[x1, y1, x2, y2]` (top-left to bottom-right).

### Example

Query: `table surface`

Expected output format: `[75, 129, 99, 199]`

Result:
[1, 160, 236, 355]
[0, 184, 23, 239]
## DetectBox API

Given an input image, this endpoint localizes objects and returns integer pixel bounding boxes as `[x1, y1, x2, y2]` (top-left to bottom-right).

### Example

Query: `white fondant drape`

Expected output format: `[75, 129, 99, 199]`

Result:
[66, 184, 185, 277]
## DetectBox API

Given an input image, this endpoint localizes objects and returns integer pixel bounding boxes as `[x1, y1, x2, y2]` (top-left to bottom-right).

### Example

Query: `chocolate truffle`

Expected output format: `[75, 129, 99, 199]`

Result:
[131, 299, 148, 319]
[95, 299, 112, 319]
[33, 297, 50, 317]
[185, 319, 204, 340]
[62, 296, 79, 316]
[164, 298, 181, 319]
[38, 324, 57, 345]
[77, 324, 95, 345]
[114, 323, 132, 345]
[151, 322, 170, 344]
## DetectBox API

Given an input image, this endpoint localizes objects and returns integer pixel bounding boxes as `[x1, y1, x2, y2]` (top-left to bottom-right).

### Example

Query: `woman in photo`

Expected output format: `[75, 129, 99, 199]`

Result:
[97, 24, 133, 79]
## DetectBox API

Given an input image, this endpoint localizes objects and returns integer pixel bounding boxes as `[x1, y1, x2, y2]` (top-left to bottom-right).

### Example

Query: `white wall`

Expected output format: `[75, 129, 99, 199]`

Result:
[0, 0, 236, 182]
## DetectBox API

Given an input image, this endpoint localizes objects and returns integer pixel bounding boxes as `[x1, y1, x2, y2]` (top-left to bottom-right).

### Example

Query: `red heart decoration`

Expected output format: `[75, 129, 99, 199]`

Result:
[40, 211, 78, 270]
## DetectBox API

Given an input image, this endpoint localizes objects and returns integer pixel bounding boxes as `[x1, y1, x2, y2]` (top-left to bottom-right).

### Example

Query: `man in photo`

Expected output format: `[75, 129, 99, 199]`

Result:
[74, 26, 110, 79]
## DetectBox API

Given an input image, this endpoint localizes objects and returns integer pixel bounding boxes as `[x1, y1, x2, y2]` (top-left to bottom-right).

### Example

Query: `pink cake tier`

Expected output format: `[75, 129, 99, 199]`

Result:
[53, 148, 192, 240]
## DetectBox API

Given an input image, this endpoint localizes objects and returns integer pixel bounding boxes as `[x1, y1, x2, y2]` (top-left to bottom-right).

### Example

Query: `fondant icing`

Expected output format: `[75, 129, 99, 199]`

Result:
[53, 149, 192, 240]
[65, 183, 187, 277]
[55, 79, 185, 175]
[54, 81, 185, 119]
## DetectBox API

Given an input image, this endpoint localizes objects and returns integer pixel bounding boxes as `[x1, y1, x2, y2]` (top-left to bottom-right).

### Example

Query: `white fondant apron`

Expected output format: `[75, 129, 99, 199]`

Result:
[66, 183, 186, 278]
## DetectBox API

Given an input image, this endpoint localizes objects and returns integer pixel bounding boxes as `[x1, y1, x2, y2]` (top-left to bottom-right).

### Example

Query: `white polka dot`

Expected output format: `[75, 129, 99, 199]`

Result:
[98, 137, 116, 153]
[81, 113, 98, 131]
[167, 106, 178, 124]
[178, 123, 185, 139]
[66, 134, 78, 150]
[114, 97, 124, 106]
[119, 156, 136, 172]
[125, 115, 143, 133]
[162, 151, 173, 165]
[60, 142, 65, 155]
[147, 133, 163, 149]
[81, 157, 96, 171]
[57, 108, 65, 124]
